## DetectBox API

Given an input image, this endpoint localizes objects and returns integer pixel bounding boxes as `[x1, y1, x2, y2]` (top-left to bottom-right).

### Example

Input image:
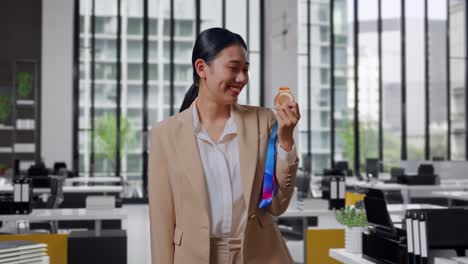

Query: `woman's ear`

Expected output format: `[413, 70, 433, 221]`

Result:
[195, 59, 207, 79]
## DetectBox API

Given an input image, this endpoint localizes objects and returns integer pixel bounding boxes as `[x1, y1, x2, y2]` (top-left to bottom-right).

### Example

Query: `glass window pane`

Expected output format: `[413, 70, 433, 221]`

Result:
[449, 0, 466, 160]
[429, 0, 448, 160]
[358, 0, 379, 170]
[382, 0, 401, 170]
[226, 0, 247, 41]
[406, 0, 425, 160]
[201, 0, 222, 31]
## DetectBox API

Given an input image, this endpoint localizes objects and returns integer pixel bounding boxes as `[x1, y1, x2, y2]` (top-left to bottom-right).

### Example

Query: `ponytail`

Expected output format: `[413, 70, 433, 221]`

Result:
[179, 83, 199, 113]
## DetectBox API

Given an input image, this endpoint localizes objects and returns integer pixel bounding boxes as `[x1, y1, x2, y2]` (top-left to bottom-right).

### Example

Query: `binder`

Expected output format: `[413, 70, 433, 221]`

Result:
[412, 212, 421, 264]
[21, 180, 29, 202]
[330, 179, 337, 199]
[328, 176, 345, 210]
[419, 213, 428, 264]
[405, 211, 415, 264]
[13, 182, 21, 203]
[338, 177, 345, 199]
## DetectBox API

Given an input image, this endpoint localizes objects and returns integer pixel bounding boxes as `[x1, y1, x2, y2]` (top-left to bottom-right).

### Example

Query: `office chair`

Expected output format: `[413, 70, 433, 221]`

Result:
[295, 169, 311, 199]
[45, 172, 66, 233]
[301, 154, 312, 175]
[418, 164, 435, 177]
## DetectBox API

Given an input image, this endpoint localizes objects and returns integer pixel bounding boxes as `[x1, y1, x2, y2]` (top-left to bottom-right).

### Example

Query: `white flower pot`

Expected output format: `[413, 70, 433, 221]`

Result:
[345, 227, 365, 254]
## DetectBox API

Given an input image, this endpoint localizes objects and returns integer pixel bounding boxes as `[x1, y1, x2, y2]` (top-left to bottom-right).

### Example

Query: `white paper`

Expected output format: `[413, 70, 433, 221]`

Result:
[406, 218, 414, 253]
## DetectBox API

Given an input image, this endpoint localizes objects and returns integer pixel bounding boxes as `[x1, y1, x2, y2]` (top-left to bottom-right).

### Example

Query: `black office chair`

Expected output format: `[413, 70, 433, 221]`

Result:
[45, 172, 66, 233]
[335, 161, 350, 176]
[417, 164, 435, 177]
[295, 169, 311, 199]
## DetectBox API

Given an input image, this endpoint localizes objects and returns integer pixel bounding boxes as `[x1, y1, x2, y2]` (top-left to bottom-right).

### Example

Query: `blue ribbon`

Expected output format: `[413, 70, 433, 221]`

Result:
[259, 121, 278, 208]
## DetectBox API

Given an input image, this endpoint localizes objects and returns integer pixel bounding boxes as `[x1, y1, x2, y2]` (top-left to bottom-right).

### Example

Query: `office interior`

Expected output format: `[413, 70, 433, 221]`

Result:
[1, 0, 468, 263]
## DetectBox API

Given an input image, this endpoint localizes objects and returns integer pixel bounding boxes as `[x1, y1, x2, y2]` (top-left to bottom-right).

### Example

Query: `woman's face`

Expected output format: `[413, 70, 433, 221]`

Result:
[201, 44, 249, 104]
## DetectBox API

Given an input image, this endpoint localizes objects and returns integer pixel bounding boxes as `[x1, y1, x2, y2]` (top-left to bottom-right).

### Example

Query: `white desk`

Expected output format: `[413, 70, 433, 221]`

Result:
[329, 248, 374, 264]
[65, 177, 122, 184]
[0, 208, 127, 236]
[346, 179, 468, 204]
[0, 185, 123, 194]
[432, 191, 468, 206]
[279, 199, 443, 264]
[330, 249, 468, 264]
[435, 257, 468, 264]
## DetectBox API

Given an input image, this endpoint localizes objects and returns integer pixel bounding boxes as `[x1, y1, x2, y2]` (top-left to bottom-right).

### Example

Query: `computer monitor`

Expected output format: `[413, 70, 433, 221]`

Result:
[365, 158, 379, 179]
[363, 189, 397, 236]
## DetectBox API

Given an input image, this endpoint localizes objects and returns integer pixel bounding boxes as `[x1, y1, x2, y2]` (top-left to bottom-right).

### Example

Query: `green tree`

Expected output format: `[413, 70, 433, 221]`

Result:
[338, 119, 424, 172]
[94, 112, 137, 173]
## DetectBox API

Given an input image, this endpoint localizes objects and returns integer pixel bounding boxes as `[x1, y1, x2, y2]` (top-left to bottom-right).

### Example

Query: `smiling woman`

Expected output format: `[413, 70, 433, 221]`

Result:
[148, 27, 301, 264]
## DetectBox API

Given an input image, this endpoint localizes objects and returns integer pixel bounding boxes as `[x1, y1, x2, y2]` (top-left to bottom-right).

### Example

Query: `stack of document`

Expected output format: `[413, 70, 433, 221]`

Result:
[0, 241, 49, 264]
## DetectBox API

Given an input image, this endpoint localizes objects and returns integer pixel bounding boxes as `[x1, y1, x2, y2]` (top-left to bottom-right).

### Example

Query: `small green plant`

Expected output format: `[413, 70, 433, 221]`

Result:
[0, 96, 11, 123]
[0, 163, 7, 174]
[16, 71, 33, 98]
[335, 206, 368, 228]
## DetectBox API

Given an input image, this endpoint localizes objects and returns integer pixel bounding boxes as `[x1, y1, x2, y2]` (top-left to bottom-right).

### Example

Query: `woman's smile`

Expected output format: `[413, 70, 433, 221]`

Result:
[227, 85, 243, 96]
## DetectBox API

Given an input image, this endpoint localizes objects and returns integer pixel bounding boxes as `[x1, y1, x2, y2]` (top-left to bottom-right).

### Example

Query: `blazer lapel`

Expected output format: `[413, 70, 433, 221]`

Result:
[233, 104, 259, 213]
[175, 105, 210, 221]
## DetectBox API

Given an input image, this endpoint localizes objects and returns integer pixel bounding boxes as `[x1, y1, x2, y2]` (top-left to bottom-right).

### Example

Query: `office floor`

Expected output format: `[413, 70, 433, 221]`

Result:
[122, 204, 304, 264]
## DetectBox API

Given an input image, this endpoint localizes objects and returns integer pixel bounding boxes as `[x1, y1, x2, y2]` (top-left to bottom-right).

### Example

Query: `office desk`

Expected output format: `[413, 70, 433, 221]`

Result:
[330, 249, 468, 264]
[65, 177, 122, 185]
[346, 179, 468, 204]
[279, 200, 442, 264]
[0, 208, 127, 236]
[0, 185, 123, 194]
[432, 191, 468, 207]
[329, 248, 374, 264]
[435, 257, 468, 264]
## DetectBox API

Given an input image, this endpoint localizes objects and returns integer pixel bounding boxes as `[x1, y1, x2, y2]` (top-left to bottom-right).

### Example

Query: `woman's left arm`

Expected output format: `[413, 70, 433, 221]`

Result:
[267, 102, 301, 216]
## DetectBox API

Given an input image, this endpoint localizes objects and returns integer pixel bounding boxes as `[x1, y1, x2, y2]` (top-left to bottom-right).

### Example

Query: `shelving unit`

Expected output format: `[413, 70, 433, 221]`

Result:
[0, 60, 40, 176]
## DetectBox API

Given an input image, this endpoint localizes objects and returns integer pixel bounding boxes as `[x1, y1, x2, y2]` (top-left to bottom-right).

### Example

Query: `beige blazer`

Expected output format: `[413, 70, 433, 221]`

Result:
[148, 103, 299, 264]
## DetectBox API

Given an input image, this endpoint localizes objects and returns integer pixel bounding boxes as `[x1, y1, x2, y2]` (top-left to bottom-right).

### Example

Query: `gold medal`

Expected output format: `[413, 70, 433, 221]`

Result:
[274, 86, 294, 107]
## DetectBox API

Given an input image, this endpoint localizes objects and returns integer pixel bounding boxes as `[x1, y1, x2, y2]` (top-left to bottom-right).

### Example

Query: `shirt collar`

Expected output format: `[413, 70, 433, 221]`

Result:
[192, 99, 237, 140]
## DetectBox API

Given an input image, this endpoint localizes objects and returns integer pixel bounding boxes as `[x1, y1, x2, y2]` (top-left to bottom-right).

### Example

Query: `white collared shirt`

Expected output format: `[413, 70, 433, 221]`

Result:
[192, 101, 295, 238]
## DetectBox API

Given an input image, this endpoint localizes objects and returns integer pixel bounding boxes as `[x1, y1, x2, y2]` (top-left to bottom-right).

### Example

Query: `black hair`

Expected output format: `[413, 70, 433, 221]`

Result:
[178, 27, 248, 113]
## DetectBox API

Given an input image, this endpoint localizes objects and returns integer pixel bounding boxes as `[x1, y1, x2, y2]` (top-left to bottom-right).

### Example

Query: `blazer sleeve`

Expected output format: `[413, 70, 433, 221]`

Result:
[148, 125, 176, 264]
[264, 109, 300, 216]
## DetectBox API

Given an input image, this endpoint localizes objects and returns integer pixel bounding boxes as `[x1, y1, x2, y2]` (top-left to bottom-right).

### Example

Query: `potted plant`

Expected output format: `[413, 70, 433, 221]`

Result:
[16, 71, 33, 98]
[335, 206, 368, 253]
[0, 96, 11, 124]
[0, 163, 7, 175]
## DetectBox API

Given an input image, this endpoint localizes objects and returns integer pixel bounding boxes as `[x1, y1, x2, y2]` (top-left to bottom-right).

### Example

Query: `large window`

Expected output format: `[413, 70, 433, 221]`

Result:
[299, 0, 466, 175]
[75, 0, 264, 201]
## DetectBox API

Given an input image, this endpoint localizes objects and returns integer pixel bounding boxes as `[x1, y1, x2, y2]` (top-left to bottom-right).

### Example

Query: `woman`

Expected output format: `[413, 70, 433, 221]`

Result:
[148, 27, 300, 264]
